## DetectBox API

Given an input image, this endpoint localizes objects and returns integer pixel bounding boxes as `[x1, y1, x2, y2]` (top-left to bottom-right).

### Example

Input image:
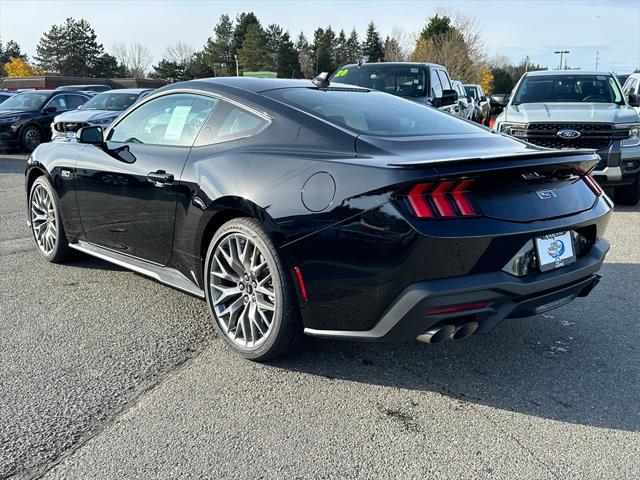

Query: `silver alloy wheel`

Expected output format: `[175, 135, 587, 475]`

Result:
[30, 183, 57, 255]
[210, 232, 276, 349]
[24, 128, 41, 150]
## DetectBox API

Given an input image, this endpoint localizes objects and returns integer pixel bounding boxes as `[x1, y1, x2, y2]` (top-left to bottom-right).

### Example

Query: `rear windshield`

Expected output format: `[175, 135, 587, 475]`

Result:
[513, 74, 624, 104]
[264, 88, 482, 137]
[331, 65, 427, 98]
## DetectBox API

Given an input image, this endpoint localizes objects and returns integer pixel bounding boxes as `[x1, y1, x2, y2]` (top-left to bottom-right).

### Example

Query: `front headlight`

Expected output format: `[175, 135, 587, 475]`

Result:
[615, 123, 640, 138]
[0, 116, 20, 124]
[498, 122, 527, 136]
[90, 118, 115, 126]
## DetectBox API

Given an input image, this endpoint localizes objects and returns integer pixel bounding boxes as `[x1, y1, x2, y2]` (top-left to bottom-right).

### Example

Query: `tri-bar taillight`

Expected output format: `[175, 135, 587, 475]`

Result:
[406, 179, 480, 218]
[580, 170, 604, 197]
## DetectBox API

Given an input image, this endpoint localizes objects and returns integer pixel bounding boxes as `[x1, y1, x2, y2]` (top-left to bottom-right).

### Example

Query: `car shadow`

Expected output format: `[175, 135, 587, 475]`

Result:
[272, 262, 640, 432]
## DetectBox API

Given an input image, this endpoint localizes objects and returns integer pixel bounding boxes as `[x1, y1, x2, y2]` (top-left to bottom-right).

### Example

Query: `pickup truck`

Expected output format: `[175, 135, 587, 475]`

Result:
[493, 71, 640, 204]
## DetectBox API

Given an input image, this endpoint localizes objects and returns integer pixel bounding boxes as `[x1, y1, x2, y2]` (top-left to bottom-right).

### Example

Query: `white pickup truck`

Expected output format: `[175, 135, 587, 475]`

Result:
[493, 71, 640, 205]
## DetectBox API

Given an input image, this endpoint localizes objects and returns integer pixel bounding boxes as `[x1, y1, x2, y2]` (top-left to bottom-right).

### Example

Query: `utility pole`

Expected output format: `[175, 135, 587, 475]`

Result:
[595, 50, 600, 70]
[554, 50, 570, 70]
[234, 54, 239, 76]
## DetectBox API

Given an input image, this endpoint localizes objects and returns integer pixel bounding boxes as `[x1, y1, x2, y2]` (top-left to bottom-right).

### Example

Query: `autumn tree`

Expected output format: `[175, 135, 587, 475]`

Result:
[4, 57, 35, 77]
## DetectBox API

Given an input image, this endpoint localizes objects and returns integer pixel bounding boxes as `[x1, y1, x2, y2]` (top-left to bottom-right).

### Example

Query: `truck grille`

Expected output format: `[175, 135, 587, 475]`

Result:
[54, 121, 90, 133]
[510, 123, 628, 151]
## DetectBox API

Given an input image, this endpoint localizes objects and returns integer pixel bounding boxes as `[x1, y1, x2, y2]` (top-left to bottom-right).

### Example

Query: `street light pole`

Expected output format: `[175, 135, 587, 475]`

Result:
[554, 50, 570, 70]
[234, 54, 239, 76]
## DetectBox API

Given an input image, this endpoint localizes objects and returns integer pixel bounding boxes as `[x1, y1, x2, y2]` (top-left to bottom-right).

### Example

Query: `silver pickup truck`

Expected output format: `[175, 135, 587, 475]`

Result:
[493, 71, 640, 205]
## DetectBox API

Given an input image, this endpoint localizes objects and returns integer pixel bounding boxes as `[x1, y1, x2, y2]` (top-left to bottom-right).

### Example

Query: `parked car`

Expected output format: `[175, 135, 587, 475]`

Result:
[55, 84, 111, 93]
[25, 77, 612, 361]
[622, 72, 640, 115]
[0, 92, 14, 104]
[493, 71, 640, 205]
[51, 88, 153, 140]
[451, 80, 473, 119]
[0, 90, 90, 152]
[329, 62, 459, 114]
[464, 84, 490, 125]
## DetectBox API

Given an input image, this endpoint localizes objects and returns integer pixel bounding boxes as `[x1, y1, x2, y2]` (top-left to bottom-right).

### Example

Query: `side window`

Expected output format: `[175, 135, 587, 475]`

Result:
[623, 78, 637, 95]
[46, 95, 67, 111]
[430, 69, 443, 98]
[65, 95, 87, 109]
[109, 93, 218, 147]
[437, 70, 452, 90]
[195, 101, 269, 146]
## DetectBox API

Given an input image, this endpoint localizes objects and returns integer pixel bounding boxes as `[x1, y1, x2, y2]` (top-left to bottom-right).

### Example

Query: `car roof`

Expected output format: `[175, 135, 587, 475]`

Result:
[523, 70, 614, 77]
[335, 61, 445, 70]
[160, 77, 369, 95]
[96, 88, 151, 94]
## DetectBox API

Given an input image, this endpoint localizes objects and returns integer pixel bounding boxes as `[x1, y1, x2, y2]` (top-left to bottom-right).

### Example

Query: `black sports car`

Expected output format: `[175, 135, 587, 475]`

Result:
[25, 77, 612, 360]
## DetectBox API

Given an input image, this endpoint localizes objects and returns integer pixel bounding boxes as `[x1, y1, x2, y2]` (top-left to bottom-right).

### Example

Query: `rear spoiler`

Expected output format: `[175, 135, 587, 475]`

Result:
[387, 149, 599, 169]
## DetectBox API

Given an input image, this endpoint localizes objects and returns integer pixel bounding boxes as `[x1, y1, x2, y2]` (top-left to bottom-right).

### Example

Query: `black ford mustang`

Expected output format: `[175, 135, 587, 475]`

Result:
[25, 77, 612, 360]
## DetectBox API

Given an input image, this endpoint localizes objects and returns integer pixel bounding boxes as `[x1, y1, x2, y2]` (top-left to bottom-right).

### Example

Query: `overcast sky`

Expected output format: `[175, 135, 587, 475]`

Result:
[1, 0, 639, 73]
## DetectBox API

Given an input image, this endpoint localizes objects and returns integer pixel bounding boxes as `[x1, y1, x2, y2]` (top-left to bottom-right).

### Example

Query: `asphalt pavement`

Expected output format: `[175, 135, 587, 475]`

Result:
[1, 154, 639, 479]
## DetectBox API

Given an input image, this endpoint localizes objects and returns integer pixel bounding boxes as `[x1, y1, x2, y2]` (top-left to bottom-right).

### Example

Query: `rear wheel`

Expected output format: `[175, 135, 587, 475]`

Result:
[29, 176, 70, 262]
[615, 175, 640, 205]
[21, 125, 42, 152]
[204, 218, 303, 361]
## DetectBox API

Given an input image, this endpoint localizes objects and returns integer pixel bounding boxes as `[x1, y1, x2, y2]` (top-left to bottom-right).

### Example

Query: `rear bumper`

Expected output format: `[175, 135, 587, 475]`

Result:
[304, 238, 609, 341]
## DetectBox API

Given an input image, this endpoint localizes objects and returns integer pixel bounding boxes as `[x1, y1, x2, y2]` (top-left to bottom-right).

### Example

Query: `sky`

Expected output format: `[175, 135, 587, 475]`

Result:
[1, 0, 639, 73]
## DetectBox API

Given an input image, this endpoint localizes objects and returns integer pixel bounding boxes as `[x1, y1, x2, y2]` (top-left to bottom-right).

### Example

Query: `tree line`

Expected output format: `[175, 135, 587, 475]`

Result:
[1, 12, 548, 93]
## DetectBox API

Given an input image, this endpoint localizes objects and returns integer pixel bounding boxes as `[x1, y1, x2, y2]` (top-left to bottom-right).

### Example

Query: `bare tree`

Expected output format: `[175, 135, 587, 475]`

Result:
[165, 42, 195, 65]
[384, 27, 411, 61]
[112, 42, 152, 78]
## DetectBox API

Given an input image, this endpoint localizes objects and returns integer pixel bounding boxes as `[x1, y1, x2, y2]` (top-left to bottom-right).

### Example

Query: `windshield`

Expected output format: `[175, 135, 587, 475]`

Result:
[331, 65, 427, 98]
[464, 86, 477, 99]
[82, 92, 141, 111]
[0, 91, 50, 110]
[264, 88, 482, 137]
[512, 74, 624, 104]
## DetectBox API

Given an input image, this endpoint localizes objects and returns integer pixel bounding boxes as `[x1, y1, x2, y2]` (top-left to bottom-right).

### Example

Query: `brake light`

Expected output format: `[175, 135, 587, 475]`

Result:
[423, 302, 488, 316]
[406, 179, 480, 218]
[581, 172, 604, 197]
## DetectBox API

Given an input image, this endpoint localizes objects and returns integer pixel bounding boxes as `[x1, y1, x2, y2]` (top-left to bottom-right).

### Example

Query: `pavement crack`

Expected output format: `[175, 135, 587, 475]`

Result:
[26, 337, 214, 480]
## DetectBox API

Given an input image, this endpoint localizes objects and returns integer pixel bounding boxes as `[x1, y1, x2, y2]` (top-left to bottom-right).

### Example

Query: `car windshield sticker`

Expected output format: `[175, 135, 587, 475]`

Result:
[164, 105, 192, 141]
[411, 68, 419, 73]
[334, 69, 349, 77]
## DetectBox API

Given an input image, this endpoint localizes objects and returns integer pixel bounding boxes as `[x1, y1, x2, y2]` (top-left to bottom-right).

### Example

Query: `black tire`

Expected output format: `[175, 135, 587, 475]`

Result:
[28, 176, 70, 263]
[204, 217, 304, 361]
[615, 175, 640, 206]
[20, 125, 43, 153]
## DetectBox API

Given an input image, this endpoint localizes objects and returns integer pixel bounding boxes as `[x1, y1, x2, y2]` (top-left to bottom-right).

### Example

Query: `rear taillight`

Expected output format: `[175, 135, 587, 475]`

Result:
[580, 171, 604, 197]
[406, 179, 480, 218]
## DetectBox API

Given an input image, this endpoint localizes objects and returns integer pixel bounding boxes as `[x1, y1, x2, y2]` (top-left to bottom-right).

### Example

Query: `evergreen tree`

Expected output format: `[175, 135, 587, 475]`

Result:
[233, 12, 261, 53]
[264, 24, 284, 72]
[334, 29, 348, 67]
[152, 59, 190, 82]
[295, 32, 314, 79]
[344, 29, 361, 63]
[361, 21, 384, 63]
[238, 23, 266, 72]
[92, 53, 122, 77]
[420, 14, 453, 42]
[0, 40, 27, 64]
[277, 32, 301, 78]
[35, 18, 105, 76]
[311, 27, 335, 74]
[202, 14, 236, 76]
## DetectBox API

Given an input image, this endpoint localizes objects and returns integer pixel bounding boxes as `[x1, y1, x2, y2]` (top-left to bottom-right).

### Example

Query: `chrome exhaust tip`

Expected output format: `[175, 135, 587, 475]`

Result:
[416, 324, 455, 344]
[451, 320, 479, 341]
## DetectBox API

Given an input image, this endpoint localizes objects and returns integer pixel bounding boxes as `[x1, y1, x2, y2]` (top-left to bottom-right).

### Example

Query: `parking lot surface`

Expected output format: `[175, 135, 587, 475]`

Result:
[1, 154, 639, 479]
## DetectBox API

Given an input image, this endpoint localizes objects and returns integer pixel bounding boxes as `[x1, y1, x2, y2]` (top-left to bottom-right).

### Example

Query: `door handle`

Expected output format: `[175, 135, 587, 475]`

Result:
[147, 170, 174, 186]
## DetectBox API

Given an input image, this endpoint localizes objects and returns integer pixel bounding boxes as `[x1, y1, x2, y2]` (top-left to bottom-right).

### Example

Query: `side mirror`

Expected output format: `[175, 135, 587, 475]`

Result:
[480, 95, 487, 102]
[43, 106, 57, 114]
[628, 93, 640, 107]
[491, 94, 509, 108]
[441, 89, 458, 106]
[76, 126, 103, 145]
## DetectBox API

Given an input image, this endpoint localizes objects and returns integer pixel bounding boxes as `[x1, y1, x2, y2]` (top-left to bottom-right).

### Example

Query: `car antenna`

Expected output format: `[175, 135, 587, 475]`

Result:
[312, 72, 331, 88]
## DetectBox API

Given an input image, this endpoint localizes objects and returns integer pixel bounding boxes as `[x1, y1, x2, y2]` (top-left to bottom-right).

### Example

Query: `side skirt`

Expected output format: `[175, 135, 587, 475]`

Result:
[68, 240, 205, 298]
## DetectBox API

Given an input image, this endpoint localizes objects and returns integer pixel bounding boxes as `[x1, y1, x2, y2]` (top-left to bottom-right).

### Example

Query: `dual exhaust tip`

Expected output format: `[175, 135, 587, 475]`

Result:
[416, 320, 479, 344]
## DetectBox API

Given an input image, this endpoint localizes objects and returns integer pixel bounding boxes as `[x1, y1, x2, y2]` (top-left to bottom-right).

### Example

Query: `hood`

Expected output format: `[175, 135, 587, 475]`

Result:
[53, 109, 121, 123]
[502, 103, 639, 124]
[0, 109, 35, 119]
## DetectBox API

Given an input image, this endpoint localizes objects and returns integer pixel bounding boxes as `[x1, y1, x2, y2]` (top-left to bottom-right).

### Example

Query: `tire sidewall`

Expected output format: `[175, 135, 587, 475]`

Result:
[29, 176, 65, 262]
[204, 219, 288, 360]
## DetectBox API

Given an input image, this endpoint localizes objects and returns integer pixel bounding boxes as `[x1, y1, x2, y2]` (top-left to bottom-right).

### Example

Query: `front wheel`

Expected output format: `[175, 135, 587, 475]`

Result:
[21, 125, 42, 152]
[204, 218, 304, 361]
[615, 175, 640, 206]
[29, 176, 71, 262]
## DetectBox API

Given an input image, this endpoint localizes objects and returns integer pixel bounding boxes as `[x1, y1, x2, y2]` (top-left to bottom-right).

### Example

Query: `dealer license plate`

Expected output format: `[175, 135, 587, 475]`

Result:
[535, 231, 576, 272]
